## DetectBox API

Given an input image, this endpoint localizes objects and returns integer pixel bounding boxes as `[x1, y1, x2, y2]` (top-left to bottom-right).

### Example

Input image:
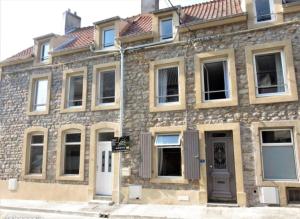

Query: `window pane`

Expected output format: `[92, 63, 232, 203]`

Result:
[34, 79, 48, 111]
[64, 144, 80, 174]
[68, 75, 83, 107]
[103, 29, 115, 47]
[29, 146, 43, 174]
[262, 130, 292, 143]
[41, 43, 49, 61]
[158, 148, 181, 176]
[262, 146, 297, 180]
[255, 0, 272, 22]
[158, 67, 179, 103]
[155, 134, 180, 146]
[99, 70, 115, 104]
[203, 61, 229, 100]
[66, 133, 81, 143]
[98, 132, 114, 141]
[161, 19, 173, 39]
[31, 135, 44, 144]
[255, 53, 285, 94]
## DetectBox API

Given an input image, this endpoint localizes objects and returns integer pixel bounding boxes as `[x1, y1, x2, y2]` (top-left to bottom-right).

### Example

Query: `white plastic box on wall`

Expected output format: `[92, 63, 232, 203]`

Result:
[8, 178, 18, 191]
[260, 187, 279, 205]
[128, 185, 142, 200]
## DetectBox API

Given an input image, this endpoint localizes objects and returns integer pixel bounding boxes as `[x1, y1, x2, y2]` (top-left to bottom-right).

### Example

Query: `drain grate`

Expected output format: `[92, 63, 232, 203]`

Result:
[287, 187, 300, 204]
[99, 213, 109, 218]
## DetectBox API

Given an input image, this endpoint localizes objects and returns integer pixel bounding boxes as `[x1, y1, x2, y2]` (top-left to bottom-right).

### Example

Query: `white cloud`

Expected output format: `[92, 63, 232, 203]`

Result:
[0, 0, 207, 60]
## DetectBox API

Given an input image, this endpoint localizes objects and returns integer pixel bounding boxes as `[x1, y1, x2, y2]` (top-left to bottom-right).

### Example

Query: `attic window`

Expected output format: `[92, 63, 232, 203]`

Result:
[103, 27, 115, 48]
[160, 18, 173, 40]
[40, 42, 49, 62]
[255, 0, 273, 22]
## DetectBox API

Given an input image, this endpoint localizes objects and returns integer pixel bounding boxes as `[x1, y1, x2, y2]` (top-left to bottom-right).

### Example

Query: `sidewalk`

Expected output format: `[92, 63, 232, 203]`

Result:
[1, 199, 300, 219]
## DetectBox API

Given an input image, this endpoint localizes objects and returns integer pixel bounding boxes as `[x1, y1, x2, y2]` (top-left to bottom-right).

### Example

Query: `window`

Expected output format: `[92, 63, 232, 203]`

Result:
[28, 74, 51, 115]
[64, 133, 81, 174]
[40, 42, 50, 62]
[245, 40, 298, 104]
[103, 27, 115, 48]
[283, 0, 300, 3]
[255, 0, 273, 22]
[149, 57, 186, 112]
[254, 52, 286, 96]
[260, 129, 297, 180]
[203, 60, 230, 101]
[155, 134, 181, 177]
[56, 124, 85, 181]
[33, 79, 48, 111]
[61, 67, 87, 113]
[98, 70, 115, 104]
[22, 127, 48, 179]
[160, 18, 173, 40]
[194, 49, 238, 108]
[157, 66, 179, 104]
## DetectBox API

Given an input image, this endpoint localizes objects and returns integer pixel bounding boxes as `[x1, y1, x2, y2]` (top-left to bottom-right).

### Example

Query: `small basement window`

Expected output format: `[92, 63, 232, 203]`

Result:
[203, 60, 230, 101]
[155, 134, 181, 177]
[254, 52, 286, 96]
[157, 66, 179, 104]
[255, 0, 273, 22]
[287, 188, 300, 204]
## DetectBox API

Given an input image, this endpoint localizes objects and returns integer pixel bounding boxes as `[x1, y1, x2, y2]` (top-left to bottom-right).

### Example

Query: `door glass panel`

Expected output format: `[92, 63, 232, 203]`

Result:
[102, 151, 106, 172]
[108, 151, 112, 172]
[213, 142, 226, 169]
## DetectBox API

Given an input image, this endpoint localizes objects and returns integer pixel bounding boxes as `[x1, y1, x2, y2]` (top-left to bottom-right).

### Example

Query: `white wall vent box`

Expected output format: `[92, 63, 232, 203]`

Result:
[8, 178, 18, 191]
[177, 195, 190, 201]
[260, 187, 279, 205]
[129, 185, 142, 200]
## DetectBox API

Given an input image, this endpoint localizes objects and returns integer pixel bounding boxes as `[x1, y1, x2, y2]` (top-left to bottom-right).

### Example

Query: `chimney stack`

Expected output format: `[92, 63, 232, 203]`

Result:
[141, 0, 159, 14]
[63, 9, 81, 34]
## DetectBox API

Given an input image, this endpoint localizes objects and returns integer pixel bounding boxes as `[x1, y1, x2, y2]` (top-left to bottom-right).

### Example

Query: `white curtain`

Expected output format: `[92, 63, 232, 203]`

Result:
[275, 53, 284, 92]
[223, 61, 229, 98]
[158, 69, 168, 103]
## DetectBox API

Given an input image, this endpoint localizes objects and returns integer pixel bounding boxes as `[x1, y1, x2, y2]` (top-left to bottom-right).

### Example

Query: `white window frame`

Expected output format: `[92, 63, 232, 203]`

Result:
[201, 58, 231, 103]
[97, 69, 116, 106]
[67, 74, 84, 109]
[156, 65, 180, 106]
[160, 17, 173, 41]
[155, 133, 182, 178]
[63, 131, 81, 175]
[253, 50, 288, 97]
[40, 42, 50, 62]
[260, 128, 299, 181]
[253, 0, 275, 24]
[102, 26, 115, 49]
[29, 133, 44, 174]
[32, 78, 48, 112]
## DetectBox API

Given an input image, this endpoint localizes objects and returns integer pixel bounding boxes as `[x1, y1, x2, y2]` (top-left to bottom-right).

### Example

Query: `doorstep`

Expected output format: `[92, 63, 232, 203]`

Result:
[0, 199, 115, 218]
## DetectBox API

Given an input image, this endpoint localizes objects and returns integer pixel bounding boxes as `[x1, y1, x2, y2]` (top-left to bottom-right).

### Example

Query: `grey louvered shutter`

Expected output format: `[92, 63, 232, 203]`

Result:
[183, 130, 200, 180]
[139, 132, 152, 179]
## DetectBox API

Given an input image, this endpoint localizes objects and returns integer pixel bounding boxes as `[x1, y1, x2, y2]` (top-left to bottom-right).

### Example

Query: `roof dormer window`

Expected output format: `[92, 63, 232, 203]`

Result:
[102, 27, 115, 48]
[160, 18, 173, 40]
[40, 42, 50, 62]
[255, 0, 274, 22]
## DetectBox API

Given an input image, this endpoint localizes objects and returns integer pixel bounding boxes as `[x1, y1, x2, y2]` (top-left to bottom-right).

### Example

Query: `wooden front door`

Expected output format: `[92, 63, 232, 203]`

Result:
[206, 132, 237, 203]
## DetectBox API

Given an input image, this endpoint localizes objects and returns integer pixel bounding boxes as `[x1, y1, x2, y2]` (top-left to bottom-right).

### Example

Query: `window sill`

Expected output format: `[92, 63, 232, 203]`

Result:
[27, 110, 49, 116]
[150, 103, 186, 112]
[249, 93, 298, 105]
[150, 177, 188, 184]
[91, 103, 119, 111]
[283, 2, 300, 14]
[60, 107, 86, 113]
[23, 174, 46, 180]
[195, 99, 238, 109]
[56, 174, 84, 181]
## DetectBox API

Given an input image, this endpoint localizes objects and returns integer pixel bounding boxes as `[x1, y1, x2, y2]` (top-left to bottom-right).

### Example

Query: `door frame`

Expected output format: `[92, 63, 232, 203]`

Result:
[197, 123, 247, 207]
[88, 122, 120, 202]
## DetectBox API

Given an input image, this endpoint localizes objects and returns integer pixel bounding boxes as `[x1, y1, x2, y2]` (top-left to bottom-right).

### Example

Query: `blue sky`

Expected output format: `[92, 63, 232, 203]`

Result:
[0, 0, 207, 61]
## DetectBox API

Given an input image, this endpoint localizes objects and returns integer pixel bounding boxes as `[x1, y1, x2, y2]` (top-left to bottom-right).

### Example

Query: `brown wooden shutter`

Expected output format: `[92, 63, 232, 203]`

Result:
[183, 130, 200, 180]
[139, 132, 152, 179]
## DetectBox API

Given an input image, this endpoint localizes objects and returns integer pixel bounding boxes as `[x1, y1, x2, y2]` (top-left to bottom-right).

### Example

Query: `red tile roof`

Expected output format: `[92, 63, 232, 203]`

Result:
[4, 0, 244, 62]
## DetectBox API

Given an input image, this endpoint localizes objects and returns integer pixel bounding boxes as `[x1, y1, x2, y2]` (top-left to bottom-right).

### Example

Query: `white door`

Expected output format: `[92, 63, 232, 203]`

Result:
[96, 141, 113, 196]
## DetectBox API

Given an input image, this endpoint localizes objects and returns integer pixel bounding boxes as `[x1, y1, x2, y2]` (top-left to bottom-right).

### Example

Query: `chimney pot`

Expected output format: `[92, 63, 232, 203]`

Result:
[141, 0, 159, 13]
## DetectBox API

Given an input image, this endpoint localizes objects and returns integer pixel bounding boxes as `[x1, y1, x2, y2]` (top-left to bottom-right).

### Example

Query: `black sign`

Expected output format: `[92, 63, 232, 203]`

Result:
[112, 136, 130, 152]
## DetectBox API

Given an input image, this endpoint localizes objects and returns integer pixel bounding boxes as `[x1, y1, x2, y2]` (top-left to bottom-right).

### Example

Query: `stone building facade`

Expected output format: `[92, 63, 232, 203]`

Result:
[1, 0, 300, 207]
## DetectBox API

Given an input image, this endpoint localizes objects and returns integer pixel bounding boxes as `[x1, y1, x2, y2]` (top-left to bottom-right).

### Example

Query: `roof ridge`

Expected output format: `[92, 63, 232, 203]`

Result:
[182, 0, 229, 9]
